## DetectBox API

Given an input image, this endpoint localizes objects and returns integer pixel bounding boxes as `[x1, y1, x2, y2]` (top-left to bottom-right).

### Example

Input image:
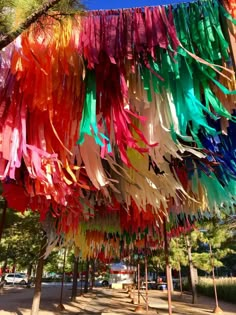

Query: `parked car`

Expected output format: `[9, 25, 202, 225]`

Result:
[95, 275, 109, 287]
[140, 281, 157, 290]
[3, 273, 29, 285]
[157, 282, 167, 290]
[100, 279, 109, 287]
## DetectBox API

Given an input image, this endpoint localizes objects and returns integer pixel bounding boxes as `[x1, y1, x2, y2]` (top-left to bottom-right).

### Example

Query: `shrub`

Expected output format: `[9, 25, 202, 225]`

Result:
[197, 277, 236, 304]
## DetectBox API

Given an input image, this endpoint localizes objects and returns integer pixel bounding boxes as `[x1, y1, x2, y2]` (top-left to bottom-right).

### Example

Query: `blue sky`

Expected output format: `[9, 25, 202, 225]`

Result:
[84, 0, 185, 10]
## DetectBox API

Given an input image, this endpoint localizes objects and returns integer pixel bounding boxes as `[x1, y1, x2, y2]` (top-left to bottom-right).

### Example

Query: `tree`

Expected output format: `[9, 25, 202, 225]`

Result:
[0, 197, 7, 242]
[83, 257, 89, 293]
[71, 251, 79, 301]
[149, 249, 166, 275]
[169, 236, 188, 295]
[0, 0, 85, 50]
[192, 220, 234, 273]
[0, 210, 43, 275]
[185, 234, 199, 304]
[31, 234, 47, 315]
[191, 219, 234, 313]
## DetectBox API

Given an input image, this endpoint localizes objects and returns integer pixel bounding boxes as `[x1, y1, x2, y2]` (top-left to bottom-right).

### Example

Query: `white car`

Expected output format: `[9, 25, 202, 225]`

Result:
[3, 273, 28, 285]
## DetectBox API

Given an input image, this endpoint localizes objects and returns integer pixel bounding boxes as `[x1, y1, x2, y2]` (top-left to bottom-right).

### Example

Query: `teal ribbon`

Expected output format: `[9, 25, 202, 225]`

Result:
[77, 70, 110, 148]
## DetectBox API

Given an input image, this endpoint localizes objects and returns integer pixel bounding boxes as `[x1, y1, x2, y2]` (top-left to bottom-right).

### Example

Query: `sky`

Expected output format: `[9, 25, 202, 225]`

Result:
[84, 0, 186, 10]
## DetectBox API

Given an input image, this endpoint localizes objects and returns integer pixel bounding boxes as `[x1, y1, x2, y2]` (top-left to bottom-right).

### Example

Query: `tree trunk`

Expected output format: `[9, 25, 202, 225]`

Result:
[80, 261, 83, 296]
[0, 0, 62, 50]
[209, 244, 222, 313]
[186, 236, 198, 304]
[169, 266, 174, 292]
[164, 221, 173, 315]
[144, 255, 149, 313]
[83, 258, 89, 293]
[31, 235, 46, 315]
[27, 264, 33, 279]
[0, 200, 7, 242]
[71, 256, 79, 301]
[57, 248, 66, 310]
[179, 266, 183, 296]
[90, 259, 95, 290]
[137, 263, 141, 305]
[2, 259, 8, 274]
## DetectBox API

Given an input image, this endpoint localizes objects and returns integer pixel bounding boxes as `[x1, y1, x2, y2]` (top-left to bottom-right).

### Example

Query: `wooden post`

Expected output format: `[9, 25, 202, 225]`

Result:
[71, 256, 79, 302]
[138, 263, 141, 305]
[84, 257, 89, 293]
[31, 235, 47, 315]
[209, 244, 223, 314]
[178, 265, 183, 297]
[80, 260, 83, 296]
[186, 235, 198, 304]
[91, 258, 95, 290]
[163, 220, 172, 315]
[0, 200, 7, 242]
[57, 248, 67, 311]
[135, 262, 144, 313]
[145, 255, 148, 313]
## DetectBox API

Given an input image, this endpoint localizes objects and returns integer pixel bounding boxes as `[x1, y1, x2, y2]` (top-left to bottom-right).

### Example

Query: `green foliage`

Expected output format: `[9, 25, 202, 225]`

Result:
[187, 218, 234, 273]
[197, 221, 233, 248]
[0, 1, 14, 35]
[0, 208, 76, 276]
[44, 249, 73, 274]
[0, 210, 43, 271]
[222, 239, 236, 273]
[53, 0, 85, 13]
[192, 253, 223, 273]
[149, 236, 188, 273]
[169, 236, 188, 271]
[0, 207, 20, 229]
[0, 0, 84, 38]
[149, 249, 166, 272]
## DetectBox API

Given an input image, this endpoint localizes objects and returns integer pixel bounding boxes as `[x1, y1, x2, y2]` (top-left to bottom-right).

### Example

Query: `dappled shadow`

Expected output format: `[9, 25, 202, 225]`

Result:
[0, 285, 80, 314]
[0, 286, 235, 315]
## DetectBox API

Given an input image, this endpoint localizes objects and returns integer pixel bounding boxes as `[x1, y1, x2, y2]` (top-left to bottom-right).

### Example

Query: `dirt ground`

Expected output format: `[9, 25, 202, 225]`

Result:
[0, 285, 235, 315]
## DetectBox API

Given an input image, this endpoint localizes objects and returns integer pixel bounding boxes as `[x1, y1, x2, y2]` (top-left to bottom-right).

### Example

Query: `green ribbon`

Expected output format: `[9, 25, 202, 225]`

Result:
[77, 70, 110, 147]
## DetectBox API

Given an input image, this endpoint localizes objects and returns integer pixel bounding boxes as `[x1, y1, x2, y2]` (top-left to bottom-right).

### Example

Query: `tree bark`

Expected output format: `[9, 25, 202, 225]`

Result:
[137, 263, 141, 305]
[0, 200, 7, 242]
[2, 259, 8, 274]
[90, 259, 95, 289]
[0, 0, 62, 50]
[71, 256, 79, 301]
[144, 255, 149, 313]
[80, 261, 83, 295]
[186, 235, 198, 304]
[164, 221, 173, 315]
[27, 264, 33, 279]
[209, 244, 222, 312]
[169, 266, 174, 292]
[31, 235, 47, 315]
[57, 248, 66, 310]
[83, 257, 89, 293]
[178, 266, 183, 296]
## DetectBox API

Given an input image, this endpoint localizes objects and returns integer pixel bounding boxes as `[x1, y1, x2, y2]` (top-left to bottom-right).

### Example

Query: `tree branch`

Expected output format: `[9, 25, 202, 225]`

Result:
[0, 0, 62, 50]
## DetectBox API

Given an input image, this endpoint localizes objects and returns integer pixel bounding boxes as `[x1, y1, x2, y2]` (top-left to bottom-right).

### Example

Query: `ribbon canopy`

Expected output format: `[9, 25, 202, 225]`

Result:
[65, 205, 197, 260]
[0, 0, 235, 245]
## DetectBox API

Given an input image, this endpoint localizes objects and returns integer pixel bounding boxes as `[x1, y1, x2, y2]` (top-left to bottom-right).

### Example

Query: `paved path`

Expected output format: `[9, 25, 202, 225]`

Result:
[0, 285, 235, 315]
